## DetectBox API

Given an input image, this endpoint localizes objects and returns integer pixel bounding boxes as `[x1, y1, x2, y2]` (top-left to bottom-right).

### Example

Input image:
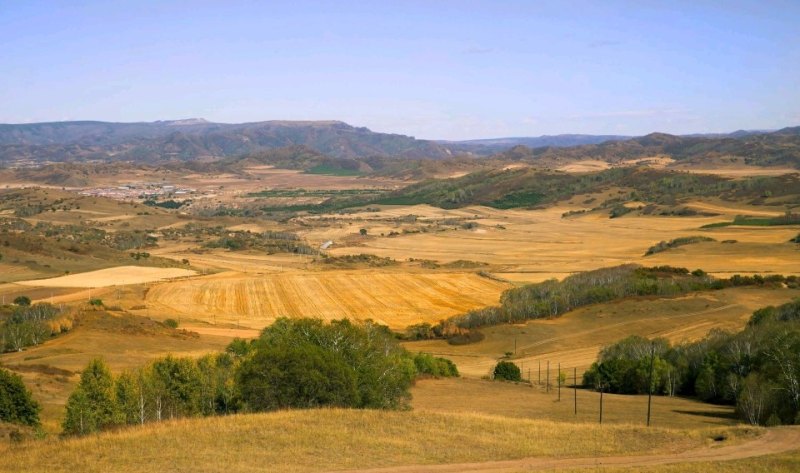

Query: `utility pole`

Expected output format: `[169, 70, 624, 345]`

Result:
[647, 342, 656, 427]
[538, 360, 541, 385]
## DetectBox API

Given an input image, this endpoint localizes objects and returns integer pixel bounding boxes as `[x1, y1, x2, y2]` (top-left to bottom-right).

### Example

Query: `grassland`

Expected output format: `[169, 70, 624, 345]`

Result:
[0, 409, 766, 473]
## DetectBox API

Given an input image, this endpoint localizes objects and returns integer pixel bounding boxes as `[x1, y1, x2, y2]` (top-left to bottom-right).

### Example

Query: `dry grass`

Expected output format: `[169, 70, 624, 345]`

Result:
[411, 377, 737, 430]
[0, 409, 755, 473]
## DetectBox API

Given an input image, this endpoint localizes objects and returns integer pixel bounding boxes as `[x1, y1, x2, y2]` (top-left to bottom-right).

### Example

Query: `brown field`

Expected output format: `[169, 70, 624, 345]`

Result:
[145, 270, 509, 329]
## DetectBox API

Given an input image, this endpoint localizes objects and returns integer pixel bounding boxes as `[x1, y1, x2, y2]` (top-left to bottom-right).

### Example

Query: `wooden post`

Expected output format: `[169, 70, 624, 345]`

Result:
[538, 360, 541, 385]
[546, 361, 550, 393]
[558, 362, 561, 401]
[647, 342, 656, 427]
[574, 367, 578, 415]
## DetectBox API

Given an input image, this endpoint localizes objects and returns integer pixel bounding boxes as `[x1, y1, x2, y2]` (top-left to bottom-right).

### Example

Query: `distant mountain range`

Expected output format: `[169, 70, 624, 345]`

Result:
[0, 119, 452, 162]
[0, 119, 798, 168]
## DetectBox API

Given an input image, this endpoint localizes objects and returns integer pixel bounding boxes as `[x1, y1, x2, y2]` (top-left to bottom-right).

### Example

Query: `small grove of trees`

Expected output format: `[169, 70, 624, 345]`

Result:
[583, 298, 800, 425]
[62, 318, 457, 436]
[0, 367, 40, 426]
[1, 302, 72, 352]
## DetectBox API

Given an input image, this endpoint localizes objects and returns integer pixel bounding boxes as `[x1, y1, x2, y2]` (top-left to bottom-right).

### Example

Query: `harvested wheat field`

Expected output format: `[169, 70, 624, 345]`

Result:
[146, 271, 509, 329]
[15, 266, 197, 288]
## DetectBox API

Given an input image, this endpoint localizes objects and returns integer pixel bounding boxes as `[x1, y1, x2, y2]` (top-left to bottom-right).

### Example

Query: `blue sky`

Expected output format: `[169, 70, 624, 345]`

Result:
[1, 1, 798, 139]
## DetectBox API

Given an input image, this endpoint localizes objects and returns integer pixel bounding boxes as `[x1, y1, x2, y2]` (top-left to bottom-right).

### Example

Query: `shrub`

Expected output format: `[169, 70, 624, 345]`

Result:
[413, 353, 459, 378]
[88, 298, 103, 307]
[493, 361, 522, 381]
[163, 318, 179, 329]
[12, 296, 31, 307]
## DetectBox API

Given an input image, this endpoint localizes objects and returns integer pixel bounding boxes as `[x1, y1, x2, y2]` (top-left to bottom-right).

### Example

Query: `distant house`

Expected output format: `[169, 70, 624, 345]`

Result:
[320, 240, 333, 250]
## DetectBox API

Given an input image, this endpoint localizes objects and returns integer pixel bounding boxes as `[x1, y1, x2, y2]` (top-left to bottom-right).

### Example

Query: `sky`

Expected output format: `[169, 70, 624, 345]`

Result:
[1, 1, 799, 140]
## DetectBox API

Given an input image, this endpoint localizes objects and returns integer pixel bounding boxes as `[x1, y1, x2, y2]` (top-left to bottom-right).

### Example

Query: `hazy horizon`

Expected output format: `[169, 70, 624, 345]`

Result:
[2, 1, 799, 140]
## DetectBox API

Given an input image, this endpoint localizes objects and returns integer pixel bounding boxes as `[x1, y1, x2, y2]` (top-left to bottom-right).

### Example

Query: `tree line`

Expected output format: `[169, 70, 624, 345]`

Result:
[583, 298, 800, 426]
[439, 265, 798, 331]
[63, 318, 457, 435]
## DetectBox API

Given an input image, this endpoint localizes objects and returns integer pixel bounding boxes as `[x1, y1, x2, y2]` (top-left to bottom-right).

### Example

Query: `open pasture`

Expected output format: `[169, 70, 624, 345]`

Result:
[145, 270, 509, 329]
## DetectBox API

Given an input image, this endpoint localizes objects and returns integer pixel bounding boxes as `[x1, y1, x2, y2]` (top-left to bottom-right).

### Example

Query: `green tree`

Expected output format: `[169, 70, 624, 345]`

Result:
[63, 358, 119, 435]
[13, 296, 31, 307]
[239, 318, 415, 411]
[150, 356, 202, 420]
[238, 343, 359, 410]
[0, 367, 40, 426]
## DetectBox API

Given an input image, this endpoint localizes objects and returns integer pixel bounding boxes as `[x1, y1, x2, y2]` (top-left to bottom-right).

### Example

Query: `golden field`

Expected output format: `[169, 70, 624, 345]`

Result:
[145, 270, 509, 329]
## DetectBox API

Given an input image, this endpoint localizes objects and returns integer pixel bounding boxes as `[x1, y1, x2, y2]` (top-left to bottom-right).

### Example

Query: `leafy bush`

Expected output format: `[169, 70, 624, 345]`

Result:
[493, 361, 522, 381]
[644, 236, 716, 256]
[609, 205, 633, 219]
[413, 353, 459, 378]
[163, 318, 179, 329]
[12, 296, 30, 307]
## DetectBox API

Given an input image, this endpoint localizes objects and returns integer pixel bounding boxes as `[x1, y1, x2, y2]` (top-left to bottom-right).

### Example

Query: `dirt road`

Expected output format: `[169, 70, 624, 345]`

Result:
[330, 427, 800, 472]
